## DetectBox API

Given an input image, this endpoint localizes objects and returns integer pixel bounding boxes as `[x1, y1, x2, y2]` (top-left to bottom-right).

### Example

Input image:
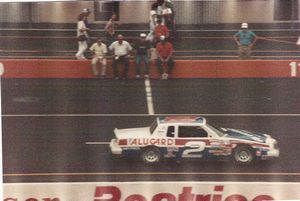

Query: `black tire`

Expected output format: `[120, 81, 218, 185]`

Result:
[233, 145, 255, 165]
[141, 147, 162, 164]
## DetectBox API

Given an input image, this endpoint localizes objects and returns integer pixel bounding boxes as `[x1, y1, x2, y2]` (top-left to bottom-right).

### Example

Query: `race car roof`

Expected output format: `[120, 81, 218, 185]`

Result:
[158, 116, 206, 124]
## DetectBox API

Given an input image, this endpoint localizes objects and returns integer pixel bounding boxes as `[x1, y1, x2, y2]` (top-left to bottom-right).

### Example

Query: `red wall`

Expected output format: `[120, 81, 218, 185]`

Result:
[0, 59, 299, 78]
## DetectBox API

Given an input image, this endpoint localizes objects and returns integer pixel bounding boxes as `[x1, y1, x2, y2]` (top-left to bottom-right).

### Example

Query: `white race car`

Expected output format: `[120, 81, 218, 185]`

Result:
[110, 116, 279, 164]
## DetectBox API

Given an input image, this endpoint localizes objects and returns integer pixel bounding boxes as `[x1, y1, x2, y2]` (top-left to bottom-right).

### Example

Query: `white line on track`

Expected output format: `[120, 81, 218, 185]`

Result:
[4, 172, 300, 177]
[85, 142, 109, 145]
[3, 114, 300, 117]
[144, 78, 155, 115]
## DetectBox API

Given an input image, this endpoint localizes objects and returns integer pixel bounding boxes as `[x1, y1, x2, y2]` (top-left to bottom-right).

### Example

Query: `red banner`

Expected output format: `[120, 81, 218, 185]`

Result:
[3, 182, 300, 201]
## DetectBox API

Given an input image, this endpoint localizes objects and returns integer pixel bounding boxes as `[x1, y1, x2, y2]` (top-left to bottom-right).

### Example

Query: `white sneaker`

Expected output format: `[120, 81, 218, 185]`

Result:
[162, 73, 168, 80]
[76, 55, 87, 60]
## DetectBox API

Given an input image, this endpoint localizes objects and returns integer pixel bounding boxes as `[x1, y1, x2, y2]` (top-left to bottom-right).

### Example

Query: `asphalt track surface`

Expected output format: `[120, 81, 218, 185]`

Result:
[2, 78, 300, 183]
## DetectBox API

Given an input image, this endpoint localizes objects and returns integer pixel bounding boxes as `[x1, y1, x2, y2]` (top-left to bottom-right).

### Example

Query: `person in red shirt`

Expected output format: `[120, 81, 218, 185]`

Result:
[156, 35, 174, 79]
[154, 18, 169, 43]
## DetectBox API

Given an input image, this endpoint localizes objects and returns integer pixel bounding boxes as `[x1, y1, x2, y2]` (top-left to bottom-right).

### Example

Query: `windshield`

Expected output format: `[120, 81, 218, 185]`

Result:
[150, 119, 158, 134]
[206, 124, 226, 137]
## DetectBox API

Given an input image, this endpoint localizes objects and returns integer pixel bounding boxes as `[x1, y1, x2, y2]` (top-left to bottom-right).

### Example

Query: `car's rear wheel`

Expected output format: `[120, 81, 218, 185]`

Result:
[141, 147, 162, 164]
[233, 145, 255, 165]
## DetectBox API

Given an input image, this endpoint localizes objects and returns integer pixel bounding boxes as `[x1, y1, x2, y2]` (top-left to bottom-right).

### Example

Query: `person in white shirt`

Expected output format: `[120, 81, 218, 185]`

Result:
[156, 0, 166, 25]
[89, 38, 108, 78]
[75, 13, 90, 60]
[109, 34, 133, 80]
[82, 8, 91, 27]
[146, 2, 159, 42]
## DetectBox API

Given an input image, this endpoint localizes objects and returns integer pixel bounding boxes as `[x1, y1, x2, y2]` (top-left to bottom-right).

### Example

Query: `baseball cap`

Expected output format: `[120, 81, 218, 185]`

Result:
[241, 22, 248, 29]
[82, 8, 90, 13]
[140, 33, 146, 38]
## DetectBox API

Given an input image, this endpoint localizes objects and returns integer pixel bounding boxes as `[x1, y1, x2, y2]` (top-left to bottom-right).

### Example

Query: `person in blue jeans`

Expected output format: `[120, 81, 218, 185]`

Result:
[234, 22, 257, 59]
[135, 33, 151, 79]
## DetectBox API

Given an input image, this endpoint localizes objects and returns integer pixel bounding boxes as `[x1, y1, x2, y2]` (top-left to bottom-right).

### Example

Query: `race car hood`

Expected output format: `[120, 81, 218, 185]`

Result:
[223, 128, 270, 143]
[114, 127, 151, 139]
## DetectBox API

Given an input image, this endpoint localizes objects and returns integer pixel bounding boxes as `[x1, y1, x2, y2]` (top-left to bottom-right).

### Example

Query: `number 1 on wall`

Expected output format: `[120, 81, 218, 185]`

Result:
[289, 61, 299, 77]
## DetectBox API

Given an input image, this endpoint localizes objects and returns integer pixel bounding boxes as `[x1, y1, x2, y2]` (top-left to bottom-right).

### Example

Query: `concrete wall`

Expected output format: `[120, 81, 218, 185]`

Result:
[119, 1, 151, 23]
[219, 1, 274, 23]
[32, 1, 94, 23]
[0, 0, 298, 24]
[0, 3, 31, 23]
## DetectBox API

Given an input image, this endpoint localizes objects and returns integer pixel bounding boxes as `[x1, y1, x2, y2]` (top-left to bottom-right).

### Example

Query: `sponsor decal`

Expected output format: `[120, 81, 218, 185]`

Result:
[128, 138, 175, 146]
[256, 150, 262, 156]
[175, 139, 210, 146]
[118, 139, 127, 146]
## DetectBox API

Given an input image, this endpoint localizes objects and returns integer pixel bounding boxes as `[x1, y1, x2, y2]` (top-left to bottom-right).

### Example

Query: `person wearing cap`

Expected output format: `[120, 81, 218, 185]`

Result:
[234, 22, 257, 59]
[75, 13, 90, 60]
[156, 35, 174, 79]
[81, 8, 92, 44]
[82, 8, 91, 27]
[89, 38, 108, 78]
[109, 34, 133, 80]
[134, 33, 151, 79]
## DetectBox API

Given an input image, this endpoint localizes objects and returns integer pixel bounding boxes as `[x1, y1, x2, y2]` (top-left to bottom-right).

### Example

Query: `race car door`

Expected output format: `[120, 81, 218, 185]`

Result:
[177, 125, 209, 158]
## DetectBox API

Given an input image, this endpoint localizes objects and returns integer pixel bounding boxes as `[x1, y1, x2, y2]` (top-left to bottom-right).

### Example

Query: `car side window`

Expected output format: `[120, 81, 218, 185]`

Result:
[178, 126, 208, 138]
[167, 126, 175, 137]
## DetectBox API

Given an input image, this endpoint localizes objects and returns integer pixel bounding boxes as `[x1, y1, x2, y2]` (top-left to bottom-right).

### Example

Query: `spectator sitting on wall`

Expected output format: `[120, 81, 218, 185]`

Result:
[135, 33, 151, 79]
[109, 34, 133, 80]
[90, 38, 108, 78]
[156, 35, 174, 80]
[75, 13, 90, 60]
[105, 13, 120, 46]
[154, 17, 169, 44]
[233, 22, 257, 59]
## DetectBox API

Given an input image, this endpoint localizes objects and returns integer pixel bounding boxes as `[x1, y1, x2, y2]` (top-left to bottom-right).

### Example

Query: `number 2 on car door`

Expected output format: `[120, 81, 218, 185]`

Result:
[182, 141, 206, 158]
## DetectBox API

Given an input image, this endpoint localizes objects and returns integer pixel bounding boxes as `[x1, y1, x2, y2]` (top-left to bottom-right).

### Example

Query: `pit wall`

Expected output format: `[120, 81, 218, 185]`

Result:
[0, 59, 299, 78]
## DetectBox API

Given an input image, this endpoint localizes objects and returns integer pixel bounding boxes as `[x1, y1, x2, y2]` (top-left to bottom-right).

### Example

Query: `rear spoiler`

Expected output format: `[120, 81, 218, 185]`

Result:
[114, 128, 119, 138]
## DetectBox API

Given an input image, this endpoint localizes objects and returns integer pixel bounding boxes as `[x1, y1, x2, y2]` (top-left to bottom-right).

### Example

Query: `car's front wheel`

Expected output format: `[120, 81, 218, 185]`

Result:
[233, 145, 255, 165]
[141, 147, 162, 164]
